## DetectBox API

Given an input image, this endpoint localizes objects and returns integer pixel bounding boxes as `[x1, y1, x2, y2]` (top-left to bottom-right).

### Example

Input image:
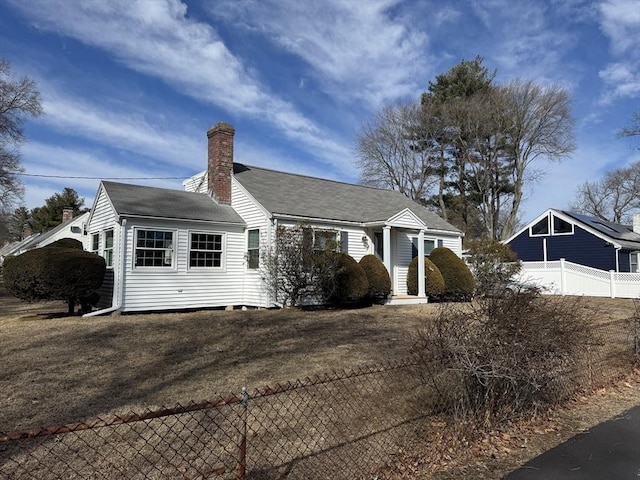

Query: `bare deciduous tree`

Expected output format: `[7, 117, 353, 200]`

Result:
[355, 100, 443, 204]
[569, 161, 640, 223]
[0, 59, 42, 210]
[260, 224, 341, 307]
[500, 79, 576, 238]
[619, 110, 640, 145]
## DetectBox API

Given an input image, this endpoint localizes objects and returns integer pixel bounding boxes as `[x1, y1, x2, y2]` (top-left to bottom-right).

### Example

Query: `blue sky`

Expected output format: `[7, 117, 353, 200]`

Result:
[1, 0, 639, 224]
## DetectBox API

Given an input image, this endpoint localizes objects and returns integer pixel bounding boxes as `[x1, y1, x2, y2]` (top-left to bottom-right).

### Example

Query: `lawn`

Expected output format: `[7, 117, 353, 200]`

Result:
[0, 282, 443, 431]
[2, 281, 640, 478]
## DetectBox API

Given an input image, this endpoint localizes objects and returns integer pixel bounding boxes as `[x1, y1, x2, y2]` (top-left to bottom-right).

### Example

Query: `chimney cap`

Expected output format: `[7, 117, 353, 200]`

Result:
[207, 121, 235, 137]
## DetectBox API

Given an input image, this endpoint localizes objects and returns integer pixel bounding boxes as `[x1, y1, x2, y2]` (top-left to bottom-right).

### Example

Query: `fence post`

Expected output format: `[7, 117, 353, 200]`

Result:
[610, 270, 616, 298]
[237, 387, 249, 480]
[560, 258, 566, 295]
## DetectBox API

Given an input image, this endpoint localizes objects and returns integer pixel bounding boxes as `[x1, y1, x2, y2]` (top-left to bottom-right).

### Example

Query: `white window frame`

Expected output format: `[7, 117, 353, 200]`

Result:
[189, 231, 225, 269]
[104, 229, 114, 268]
[530, 215, 550, 237]
[247, 229, 260, 269]
[90, 233, 99, 254]
[551, 215, 574, 236]
[134, 228, 176, 269]
[631, 252, 640, 273]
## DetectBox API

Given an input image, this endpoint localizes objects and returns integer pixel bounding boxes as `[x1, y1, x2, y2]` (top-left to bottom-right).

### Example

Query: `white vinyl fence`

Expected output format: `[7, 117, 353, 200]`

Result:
[519, 259, 640, 299]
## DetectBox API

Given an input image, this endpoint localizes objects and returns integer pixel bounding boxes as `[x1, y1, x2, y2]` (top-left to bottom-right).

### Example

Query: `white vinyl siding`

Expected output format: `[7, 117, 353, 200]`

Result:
[231, 179, 270, 306]
[120, 218, 246, 312]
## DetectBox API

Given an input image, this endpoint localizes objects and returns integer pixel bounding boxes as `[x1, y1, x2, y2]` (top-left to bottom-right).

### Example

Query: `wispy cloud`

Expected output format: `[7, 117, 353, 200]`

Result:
[6, 0, 352, 169]
[468, 0, 578, 84]
[598, 0, 640, 102]
[207, 0, 431, 108]
[38, 87, 203, 171]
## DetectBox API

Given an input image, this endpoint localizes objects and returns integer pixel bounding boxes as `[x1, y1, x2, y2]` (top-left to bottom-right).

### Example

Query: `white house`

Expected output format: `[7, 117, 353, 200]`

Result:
[85, 122, 463, 314]
[0, 210, 89, 266]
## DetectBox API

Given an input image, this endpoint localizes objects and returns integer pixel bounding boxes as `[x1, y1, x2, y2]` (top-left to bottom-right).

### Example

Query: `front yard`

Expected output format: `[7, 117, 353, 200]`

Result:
[3, 282, 640, 478]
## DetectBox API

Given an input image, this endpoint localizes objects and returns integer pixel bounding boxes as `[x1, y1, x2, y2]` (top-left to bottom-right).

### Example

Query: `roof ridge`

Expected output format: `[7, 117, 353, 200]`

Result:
[233, 162, 401, 194]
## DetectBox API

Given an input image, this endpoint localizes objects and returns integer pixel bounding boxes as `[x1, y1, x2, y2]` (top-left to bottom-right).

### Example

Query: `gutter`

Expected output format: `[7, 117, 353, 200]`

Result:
[83, 219, 127, 317]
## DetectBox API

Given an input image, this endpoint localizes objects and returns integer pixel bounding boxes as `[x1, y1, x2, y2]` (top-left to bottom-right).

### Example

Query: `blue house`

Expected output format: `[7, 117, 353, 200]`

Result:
[505, 209, 640, 273]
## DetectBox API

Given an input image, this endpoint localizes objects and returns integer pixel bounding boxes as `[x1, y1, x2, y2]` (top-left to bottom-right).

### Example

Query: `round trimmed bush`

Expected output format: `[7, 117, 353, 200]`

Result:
[429, 247, 475, 300]
[359, 254, 391, 303]
[325, 253, 369, 305]
[3, 247, 106, 315]
[44, 238, 84, 250]
[407, 256, 445, 298]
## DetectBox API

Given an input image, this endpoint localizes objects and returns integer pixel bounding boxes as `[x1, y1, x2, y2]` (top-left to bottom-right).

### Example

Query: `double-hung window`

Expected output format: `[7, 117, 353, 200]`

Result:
[90, 233, 99, 254]
[190, 232, 223, 268]
[247, 229, 260, 269]
[104, 230, 114, 267]
[135, 230, 174, 267]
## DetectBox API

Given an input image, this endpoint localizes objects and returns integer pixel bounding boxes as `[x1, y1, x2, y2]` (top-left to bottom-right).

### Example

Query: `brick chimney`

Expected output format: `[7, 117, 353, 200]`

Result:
[207, 121, 235, 205]
[62, 208, 74, 223]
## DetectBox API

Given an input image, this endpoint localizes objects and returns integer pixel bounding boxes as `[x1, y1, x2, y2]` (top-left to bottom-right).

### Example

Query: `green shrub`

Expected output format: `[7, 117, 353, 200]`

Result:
[359, 254, 391, 303]
[324, 253, 369, 305]
[407, 256, 445, 298]
[429, 247, 475, 300]
[44, 238, 84, 250]
[3, 247, 106, 315]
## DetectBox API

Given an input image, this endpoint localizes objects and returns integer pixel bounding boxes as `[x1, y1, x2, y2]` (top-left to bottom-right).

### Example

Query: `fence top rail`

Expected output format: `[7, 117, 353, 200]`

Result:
[0, 357, 419, 443]
[0, 393, 247, 442]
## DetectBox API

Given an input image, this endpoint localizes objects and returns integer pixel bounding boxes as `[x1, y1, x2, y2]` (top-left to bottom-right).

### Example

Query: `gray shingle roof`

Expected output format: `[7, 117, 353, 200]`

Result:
[560, 210, 640, 250]
[233, 164, 461, 233]
[102, 181, 244, 225]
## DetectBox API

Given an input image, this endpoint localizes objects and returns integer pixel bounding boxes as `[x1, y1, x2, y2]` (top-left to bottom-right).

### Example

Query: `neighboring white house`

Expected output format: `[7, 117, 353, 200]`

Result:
[85, 122, 463, 314]
[0, 210, 89, 266]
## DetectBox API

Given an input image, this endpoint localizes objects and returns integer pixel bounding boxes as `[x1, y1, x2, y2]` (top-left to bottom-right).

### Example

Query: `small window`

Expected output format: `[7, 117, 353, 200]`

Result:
[190, 232, 223, 268]
[90, 233, 99, 254]
[631, 253, 640, 273]
[530, 216, 550, 236]
[104, 230, 114, 267]
[552, 215, 573, 235]
[135, 230, 174, 267]
[314, 230, 338, 251]
[374, 232, 384, 259]
[247, 229, 260, 269]
[412, 238, 438, 258]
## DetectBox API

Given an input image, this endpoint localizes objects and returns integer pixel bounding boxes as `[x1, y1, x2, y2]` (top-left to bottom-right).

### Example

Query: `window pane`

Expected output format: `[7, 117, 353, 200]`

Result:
[531, 217, 549, 235]
[424, 239, 436, 256]
[104, 230, 114, 249]
[248, 229, 260, 249]
[553, 216, 572, 234]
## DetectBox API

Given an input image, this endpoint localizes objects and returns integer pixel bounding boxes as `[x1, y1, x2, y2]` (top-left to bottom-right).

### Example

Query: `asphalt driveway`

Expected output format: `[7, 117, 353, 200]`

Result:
[504, 405, 640, 479]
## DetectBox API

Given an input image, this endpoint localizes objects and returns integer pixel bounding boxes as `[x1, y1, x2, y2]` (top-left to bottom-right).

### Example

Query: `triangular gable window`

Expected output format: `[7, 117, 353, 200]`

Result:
[530, 217, 549, 236]
[552, 215, 573, 235]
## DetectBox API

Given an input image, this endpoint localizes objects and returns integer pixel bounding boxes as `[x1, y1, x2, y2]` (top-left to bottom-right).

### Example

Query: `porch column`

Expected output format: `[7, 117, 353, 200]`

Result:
[417, 230, 426, 297]
[383, 226, 392, 293]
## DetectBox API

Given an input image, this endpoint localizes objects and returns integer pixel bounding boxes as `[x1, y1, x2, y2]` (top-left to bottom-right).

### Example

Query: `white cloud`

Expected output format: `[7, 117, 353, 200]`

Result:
[6, 0, 352, 170]
[38, 88, 204, 170]
[598, 0, 640, 101]
[208, 0, 431, 108]
[468, 1, 578, 84]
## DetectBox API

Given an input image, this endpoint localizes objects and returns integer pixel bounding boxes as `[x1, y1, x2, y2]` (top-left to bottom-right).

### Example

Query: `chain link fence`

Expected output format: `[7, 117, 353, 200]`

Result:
[1, 318, 636, 480]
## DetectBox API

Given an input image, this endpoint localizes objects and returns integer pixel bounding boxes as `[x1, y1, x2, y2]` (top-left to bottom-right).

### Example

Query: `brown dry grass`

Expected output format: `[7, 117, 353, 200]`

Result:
[0, 280, 442, 431]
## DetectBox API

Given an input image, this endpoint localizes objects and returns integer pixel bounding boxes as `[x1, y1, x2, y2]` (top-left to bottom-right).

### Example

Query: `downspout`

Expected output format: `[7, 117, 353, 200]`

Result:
[615, 246, 620, 273]
[84, 218, 127, 317]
